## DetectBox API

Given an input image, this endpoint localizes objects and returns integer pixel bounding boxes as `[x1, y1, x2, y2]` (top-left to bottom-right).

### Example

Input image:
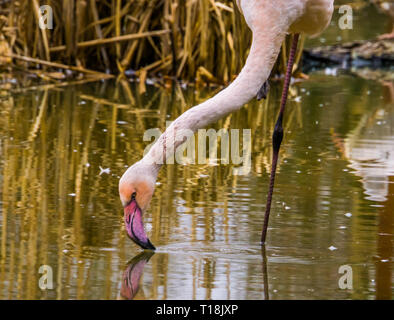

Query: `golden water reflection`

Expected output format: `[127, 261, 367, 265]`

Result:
[0, 74, 392, 299]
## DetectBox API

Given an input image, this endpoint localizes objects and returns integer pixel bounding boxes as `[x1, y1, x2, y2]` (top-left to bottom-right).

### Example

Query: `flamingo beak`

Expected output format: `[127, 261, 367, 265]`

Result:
[124, 200, 155, 250]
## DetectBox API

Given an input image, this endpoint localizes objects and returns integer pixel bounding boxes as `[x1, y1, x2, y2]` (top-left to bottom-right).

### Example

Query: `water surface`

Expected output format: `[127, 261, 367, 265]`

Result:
[306, 1, 392, 47]
[0, 70, 393, 299]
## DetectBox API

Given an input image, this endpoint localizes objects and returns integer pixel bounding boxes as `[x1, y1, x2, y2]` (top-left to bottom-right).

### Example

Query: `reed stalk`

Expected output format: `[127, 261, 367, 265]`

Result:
[0, 0, 305, 84]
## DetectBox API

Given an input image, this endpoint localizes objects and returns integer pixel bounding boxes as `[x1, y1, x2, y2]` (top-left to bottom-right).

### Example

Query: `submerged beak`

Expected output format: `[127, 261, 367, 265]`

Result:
[124, 200, 155, 250]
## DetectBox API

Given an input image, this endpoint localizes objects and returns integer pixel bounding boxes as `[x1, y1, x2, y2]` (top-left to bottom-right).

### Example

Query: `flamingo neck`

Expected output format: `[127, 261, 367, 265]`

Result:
[142, 2, 301, 168]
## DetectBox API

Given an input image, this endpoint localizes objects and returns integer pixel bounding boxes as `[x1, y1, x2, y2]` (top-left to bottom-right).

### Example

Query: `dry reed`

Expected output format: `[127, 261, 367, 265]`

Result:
[0, 0, 304, 85]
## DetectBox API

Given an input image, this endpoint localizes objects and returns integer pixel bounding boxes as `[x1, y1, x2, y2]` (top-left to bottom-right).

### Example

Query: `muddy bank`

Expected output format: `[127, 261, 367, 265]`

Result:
[303, 38, 394, 69]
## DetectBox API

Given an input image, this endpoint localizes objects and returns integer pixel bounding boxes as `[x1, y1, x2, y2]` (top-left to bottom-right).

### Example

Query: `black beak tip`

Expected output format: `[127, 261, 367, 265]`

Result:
[144, 239, 156, 251]
[134, 238, 156, 251]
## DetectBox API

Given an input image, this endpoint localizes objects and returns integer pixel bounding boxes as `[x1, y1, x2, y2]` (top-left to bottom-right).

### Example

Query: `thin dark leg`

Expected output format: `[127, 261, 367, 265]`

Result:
[261, 33, 300, 245]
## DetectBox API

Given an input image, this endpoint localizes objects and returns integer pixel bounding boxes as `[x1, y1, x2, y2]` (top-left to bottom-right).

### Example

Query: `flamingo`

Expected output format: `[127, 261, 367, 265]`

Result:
[372, 0, 394, 40]
[119, 0, 334, 250]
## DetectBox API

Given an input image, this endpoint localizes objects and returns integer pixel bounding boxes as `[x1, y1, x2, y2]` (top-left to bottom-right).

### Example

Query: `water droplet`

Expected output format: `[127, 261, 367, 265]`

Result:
[99, 166, 110, 175]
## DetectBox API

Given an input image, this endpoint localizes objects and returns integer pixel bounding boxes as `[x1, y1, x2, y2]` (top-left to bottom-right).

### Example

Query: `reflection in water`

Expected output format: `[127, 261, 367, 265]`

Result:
[261, 247, 269, 300]
[376, 177, 393, 300]
[344, 103, 394, 202]
[372, 0, 394, 39]
[0, 74, 393, 299]
[119, 251, 154, 300]
[306, 1, 392, 47]
[332, 79, 393, 299]
[340, 94, 394, 300]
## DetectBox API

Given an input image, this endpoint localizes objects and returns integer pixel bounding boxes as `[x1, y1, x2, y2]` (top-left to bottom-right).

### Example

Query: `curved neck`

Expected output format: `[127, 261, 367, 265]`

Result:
[143, 3, 299, 168]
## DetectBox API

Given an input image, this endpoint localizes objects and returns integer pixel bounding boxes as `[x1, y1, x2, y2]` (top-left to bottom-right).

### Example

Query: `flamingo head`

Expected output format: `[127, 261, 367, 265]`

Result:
[119, 161, 157, 250]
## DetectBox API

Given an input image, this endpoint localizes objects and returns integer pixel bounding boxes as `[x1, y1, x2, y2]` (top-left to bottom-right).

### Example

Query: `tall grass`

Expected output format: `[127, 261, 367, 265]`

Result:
[0, 0, 304, 83]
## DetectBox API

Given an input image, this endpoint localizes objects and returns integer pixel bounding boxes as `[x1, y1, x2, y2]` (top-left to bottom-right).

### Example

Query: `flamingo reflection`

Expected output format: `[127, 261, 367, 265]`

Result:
[119, 251, 154, 300]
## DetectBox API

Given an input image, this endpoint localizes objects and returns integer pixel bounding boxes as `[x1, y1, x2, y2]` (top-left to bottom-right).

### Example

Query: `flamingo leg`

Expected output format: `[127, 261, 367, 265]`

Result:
[261, 33, 300, 245]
